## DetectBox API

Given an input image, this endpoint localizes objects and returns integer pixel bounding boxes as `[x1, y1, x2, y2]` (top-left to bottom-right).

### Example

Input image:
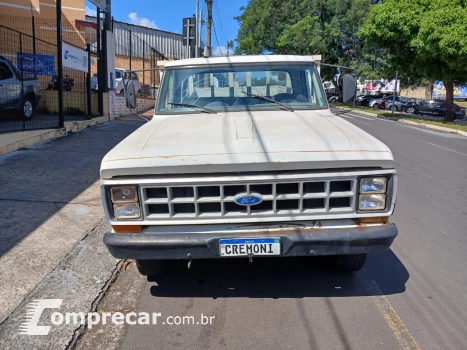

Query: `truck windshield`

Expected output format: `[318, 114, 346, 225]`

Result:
[156, 63, 327, 114]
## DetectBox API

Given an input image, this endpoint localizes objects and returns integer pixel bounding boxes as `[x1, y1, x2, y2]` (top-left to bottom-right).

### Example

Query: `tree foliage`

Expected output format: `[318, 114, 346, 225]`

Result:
[361, 0, 467, 121]
[235, 0, 467, 120]
[235, 1, 391, 84]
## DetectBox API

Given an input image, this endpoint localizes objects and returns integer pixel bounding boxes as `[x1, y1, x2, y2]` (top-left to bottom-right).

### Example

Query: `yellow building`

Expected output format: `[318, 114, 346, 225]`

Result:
[0, 0, 87, 47]
[0, 0, 85, 20]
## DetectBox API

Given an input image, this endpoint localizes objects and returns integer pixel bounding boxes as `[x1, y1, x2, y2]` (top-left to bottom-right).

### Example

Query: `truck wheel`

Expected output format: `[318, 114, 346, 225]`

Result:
[135, 260, 167, 276]
[22, 97, 35, 120]
[331, 254, 367, 272]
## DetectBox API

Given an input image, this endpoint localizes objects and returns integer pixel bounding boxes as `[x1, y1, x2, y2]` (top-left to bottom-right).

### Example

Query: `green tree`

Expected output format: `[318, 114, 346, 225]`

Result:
[235, 1, 392, 91]
[361, 0, 467, 121]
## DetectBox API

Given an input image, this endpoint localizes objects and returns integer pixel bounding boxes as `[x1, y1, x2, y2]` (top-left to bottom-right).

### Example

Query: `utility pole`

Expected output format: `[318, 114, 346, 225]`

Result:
[195, 0, 199, 57]
[391, 71, 398, 114]
[205, 0, 212, 57]
[199, 10, 202, 56]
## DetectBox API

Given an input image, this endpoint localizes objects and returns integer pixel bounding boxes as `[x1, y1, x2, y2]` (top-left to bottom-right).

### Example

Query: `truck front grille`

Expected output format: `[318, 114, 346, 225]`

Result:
[141, 177, 357, 222]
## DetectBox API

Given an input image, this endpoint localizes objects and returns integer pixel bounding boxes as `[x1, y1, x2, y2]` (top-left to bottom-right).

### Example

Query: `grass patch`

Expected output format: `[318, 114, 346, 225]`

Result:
[384, 116, 467, 132]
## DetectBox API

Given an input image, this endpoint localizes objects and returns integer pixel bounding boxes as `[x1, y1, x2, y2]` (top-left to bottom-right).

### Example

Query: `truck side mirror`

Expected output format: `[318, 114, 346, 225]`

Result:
[123, 73, 137, 109]
[342, 73, 357, 104]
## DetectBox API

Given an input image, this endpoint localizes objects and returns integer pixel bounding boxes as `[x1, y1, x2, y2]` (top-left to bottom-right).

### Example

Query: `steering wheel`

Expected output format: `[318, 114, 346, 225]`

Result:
[274, 93, 297, 102]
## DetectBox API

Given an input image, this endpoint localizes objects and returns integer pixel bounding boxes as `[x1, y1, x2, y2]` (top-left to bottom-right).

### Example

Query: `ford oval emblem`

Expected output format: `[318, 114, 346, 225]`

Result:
[234, 192, 263, 206]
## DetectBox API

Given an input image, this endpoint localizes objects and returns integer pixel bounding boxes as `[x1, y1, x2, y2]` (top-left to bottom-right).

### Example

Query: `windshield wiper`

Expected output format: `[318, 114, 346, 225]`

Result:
[168, 102, 217, 114]
[241, 91, 294, 112]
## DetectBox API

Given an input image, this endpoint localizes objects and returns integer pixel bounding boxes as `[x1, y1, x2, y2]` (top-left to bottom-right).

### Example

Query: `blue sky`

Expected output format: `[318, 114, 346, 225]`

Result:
[85, 0, 249, 55]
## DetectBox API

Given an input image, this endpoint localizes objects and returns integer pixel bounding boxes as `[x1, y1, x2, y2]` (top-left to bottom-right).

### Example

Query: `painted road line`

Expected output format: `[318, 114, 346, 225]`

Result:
[347, 113, 395, 123]
[428, 143, 467, 157]
[348, 118, 371, 125]
[364, 280, 421, 350]
[346, 113, 375, 121]
[345, 112, 389, 122]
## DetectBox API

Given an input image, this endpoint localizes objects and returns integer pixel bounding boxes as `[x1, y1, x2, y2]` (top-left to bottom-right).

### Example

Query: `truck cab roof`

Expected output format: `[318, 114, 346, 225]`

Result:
[164, 55, 318, 68]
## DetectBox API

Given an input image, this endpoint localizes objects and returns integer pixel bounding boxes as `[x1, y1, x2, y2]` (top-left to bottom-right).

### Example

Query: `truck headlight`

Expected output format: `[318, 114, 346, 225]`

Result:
[359, 194, 386, 210]
[113, 203, 141, 219]
[109, 186, 141, 219]
[110, 186, 138, 203]
[360, 177, 387, 193]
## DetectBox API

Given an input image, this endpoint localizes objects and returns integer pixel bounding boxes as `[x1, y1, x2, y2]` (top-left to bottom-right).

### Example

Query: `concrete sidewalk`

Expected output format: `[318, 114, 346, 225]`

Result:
[0, 117, 110, 157]
[0, 118, 145, 348]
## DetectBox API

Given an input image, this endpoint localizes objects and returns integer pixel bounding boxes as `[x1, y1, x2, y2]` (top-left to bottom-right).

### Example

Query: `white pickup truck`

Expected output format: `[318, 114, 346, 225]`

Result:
[100, 55, 398, 276]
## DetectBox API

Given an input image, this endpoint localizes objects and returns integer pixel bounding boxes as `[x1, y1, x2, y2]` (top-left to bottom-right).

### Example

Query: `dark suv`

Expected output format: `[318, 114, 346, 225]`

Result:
[410, 100, 465, 119]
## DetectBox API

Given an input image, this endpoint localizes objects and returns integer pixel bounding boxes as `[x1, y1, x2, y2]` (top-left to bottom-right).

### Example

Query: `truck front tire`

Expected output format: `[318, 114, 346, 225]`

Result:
[331, 254, 367, 272]
[135, 260, 167, 276]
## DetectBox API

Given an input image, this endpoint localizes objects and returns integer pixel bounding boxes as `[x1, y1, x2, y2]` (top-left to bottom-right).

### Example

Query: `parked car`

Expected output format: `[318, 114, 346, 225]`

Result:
[385, 96, 416, 112]
[101, 55, 398, 276]
[356, 93, 387, 106]
[369, 98, 382, 108]
[0, 55, 41, 120]
[408, 100, 465, 119]
[115, 68, 141, 95]
[326, 91, 339, 102]
[370, 97, 390, 109]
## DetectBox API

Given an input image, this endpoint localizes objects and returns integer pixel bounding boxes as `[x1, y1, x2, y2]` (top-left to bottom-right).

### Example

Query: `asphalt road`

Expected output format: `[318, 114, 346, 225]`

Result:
[79, 111, 467, 350]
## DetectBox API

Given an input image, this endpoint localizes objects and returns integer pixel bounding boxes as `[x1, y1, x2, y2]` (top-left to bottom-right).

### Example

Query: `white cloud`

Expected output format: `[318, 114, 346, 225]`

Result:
[212, 46, 234, 57]
[85, 6, 97, 17]
[128, 12, 157, 29]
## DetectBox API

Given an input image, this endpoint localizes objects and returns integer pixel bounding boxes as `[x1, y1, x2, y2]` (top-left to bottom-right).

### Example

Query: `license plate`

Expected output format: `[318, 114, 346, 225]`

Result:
[219, 238, 281, 257]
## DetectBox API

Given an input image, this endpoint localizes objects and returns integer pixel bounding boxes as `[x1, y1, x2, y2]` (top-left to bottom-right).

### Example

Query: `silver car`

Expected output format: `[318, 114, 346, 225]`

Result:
[0, 56, 41, 120]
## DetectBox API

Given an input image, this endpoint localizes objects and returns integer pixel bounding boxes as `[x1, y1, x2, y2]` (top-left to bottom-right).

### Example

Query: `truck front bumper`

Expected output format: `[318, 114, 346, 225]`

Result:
[104, 220, 398, 260]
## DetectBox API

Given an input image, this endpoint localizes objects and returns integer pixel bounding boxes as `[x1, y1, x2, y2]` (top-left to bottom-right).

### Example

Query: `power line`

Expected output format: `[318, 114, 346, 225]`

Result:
[214, 0, 226, 43]
[212, 21, 222, 56]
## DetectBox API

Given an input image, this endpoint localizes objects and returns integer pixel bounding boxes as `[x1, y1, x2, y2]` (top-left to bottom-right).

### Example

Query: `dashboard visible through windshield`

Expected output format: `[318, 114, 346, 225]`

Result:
[156, 63, 327, 114]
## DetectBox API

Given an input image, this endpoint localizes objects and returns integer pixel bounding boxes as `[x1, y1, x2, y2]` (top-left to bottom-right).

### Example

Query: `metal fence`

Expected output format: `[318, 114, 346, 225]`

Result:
[0, 15, 100, 134]
[112, 20, 179, 99]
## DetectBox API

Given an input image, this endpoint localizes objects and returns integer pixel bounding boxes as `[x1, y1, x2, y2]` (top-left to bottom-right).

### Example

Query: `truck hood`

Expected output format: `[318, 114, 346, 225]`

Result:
[101, 109, 394, 178]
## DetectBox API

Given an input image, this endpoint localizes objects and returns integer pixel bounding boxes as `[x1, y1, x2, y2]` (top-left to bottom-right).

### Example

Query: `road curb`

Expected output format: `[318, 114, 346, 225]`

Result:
[333, 106, 467, 137]
[0, 116, 109, 157]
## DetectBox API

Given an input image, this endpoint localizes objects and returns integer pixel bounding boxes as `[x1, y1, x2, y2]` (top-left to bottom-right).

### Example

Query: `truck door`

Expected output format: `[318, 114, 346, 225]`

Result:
[433, 101, 445, 116]
[0, 61, 20, 109]
[418, 100, 433, 115]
